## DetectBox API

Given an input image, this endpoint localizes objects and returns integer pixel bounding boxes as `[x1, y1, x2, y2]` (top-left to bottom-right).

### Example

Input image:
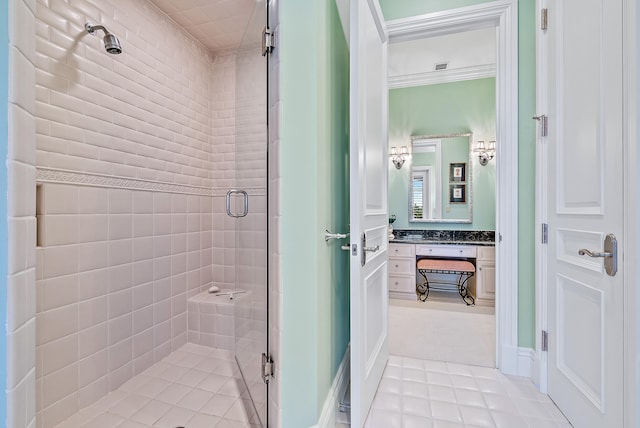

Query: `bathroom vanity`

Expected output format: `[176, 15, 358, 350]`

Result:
[388, 232, 495, 305]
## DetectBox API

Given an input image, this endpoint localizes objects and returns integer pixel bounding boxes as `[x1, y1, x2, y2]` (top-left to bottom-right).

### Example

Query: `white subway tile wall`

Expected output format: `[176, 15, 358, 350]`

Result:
[8, 0, 38, 427]
[34, 0, 214, 187]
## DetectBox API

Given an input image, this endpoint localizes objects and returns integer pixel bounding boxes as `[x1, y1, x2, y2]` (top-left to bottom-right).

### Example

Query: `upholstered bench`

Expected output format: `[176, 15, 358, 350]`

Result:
[416, 258, 476, 305]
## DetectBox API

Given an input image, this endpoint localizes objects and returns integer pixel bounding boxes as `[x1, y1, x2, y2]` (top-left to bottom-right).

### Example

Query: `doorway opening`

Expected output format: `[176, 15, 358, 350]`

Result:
[383, 0, 520, 374]
[386, 26, 497, 368]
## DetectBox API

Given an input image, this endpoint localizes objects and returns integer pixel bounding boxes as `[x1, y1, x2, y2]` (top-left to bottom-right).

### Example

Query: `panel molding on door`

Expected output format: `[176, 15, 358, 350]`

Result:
[556, 274, 604, 410]
[556, 228, 603, 271]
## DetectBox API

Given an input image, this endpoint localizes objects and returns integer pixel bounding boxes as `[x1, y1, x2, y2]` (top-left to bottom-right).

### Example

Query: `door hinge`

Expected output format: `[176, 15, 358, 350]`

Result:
[541, 330, 549, 352]
[261, 353, 273, 383]
[262, 27, 274, 56]
[533, 115, 548, 138]
[541, 223, 548, 244]
[541, 8, 548, 31]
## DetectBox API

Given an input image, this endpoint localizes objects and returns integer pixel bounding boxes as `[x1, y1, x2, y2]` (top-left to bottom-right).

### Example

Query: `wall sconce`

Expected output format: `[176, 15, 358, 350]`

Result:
[474, 140, 496, 166]
[390, 145, 409, 169]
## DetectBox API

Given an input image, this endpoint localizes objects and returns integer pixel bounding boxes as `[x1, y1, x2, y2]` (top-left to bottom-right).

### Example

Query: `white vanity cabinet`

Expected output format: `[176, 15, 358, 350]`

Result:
[388, 241, 496, 304]
[475, 246, 496, 304]
[388, 243, 416, 298]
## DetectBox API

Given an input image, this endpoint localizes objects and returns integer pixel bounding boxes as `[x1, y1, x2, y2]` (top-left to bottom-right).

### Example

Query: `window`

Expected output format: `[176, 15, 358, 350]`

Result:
[411, 170, 429, 220]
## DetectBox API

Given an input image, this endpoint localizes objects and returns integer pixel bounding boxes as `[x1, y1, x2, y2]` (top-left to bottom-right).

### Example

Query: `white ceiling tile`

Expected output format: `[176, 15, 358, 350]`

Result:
[148, 0, 259, 53]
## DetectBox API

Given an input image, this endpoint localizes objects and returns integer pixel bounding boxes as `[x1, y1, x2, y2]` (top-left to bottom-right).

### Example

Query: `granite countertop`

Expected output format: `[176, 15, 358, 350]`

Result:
[389, 238, 495, 246]
[389, 230, 495, 246]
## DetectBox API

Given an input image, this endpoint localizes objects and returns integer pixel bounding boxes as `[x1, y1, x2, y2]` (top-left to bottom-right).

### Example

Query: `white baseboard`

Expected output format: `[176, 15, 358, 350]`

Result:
[501, 345, 537, 381]
[517, 347, 536, 379]
[312, 344, 351, 428]
[500, 344, 519, 375]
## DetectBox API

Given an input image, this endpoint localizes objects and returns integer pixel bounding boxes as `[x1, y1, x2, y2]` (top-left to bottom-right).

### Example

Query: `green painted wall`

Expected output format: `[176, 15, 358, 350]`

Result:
[379, 0, 494, 20]
[388, 79, 496, 230]
[380, 0, 537, 348]
[279, 1, 350, 426]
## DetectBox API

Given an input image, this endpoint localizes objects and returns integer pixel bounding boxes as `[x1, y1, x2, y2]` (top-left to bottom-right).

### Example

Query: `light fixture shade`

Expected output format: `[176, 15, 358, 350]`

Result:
[390, 146, 398, 155]
[400, 145, 409, 155]
[476, 139, 496, 166]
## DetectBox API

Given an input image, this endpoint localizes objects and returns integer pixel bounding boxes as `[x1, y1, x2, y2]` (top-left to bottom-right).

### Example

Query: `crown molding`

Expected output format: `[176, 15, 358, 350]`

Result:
[388, 64, 496, 89]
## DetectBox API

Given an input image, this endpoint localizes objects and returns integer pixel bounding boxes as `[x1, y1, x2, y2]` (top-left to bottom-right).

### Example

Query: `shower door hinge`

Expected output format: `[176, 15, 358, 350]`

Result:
[541, 330, 549, 352]
[261, 353, 274, 383]
[541, 223, 548, 244]
[533, 115, 548, 138]
[262, 27, 274, 56]
[541, 8, 548, 31]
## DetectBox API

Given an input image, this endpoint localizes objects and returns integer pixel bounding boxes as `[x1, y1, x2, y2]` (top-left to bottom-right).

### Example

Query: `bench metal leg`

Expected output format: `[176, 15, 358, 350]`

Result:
[457, 273, 475, 306]
[416, 271, 430, 301]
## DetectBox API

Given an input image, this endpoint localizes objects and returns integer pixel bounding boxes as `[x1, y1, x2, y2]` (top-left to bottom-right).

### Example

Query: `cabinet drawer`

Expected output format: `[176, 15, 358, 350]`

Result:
[389, 258, 415, 275]
[415, 245, 476, 258]
[477, 246, 495, 260]
[389, 275, 415, 293]
[389, 243, 415, 258]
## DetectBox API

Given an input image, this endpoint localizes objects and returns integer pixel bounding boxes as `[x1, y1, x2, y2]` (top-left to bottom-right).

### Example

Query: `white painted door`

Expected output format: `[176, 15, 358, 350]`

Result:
[349, 0, 389, 426]
[544, 1, 624, 426]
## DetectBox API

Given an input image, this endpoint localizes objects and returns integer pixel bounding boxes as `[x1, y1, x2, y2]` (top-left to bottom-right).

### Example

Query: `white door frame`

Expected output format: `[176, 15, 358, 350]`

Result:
[386, 0, 519, 374]
[536, 1, 639, 425]
[622, 2, 639, 427]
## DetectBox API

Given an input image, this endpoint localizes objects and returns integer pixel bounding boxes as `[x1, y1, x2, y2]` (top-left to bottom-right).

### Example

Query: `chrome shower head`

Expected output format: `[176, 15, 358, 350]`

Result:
[102, 33, 122, 54]
[85, 23, 122, 55]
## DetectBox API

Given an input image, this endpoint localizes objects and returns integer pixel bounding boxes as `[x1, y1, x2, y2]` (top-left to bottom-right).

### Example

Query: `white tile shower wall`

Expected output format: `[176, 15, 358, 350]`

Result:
[34, 0, 214, 187]
[8, 0, 38, 427]
[211, 53, 237, 190]
[35, 183, 214, 428]
[211, 52, 237, 291]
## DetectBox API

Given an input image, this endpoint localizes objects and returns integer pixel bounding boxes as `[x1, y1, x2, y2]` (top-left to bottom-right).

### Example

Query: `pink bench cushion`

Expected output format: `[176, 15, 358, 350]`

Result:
[417, 259, 475, 273]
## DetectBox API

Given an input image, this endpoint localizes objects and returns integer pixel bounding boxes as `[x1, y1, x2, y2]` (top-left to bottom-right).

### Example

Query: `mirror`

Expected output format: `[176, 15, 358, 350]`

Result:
[408, 132, 472, 223]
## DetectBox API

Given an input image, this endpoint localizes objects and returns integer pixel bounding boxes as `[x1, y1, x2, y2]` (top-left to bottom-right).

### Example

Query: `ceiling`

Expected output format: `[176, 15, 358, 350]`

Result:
[148, 0, 258, 53]
[146, 1, 495, 81]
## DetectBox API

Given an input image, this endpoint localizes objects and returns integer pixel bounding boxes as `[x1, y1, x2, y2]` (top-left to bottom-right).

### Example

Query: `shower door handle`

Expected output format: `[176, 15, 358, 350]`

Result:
[226, 190, 249, 218]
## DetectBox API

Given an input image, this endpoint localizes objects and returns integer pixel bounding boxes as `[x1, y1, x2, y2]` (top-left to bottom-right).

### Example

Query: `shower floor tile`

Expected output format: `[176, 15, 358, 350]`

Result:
[54, 343, 262, 428]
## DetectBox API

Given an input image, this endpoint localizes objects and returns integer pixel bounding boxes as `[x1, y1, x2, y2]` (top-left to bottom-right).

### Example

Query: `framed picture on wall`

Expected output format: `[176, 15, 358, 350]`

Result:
[450, 184, 466, 203]
[449, 162, 466, 182]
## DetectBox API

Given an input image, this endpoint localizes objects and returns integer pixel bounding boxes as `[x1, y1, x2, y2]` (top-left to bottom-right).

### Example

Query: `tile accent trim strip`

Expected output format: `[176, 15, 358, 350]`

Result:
[36, 167, 267, 196]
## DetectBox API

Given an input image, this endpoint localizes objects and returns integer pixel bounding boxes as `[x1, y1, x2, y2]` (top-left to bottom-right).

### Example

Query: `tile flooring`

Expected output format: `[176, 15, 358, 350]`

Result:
[364, 355, 573, 428]
[54, 343, 261, 428]
[52, 341, 572, 428]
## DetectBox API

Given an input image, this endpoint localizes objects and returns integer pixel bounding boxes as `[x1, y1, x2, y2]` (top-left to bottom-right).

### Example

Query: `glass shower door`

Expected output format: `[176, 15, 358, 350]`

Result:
[232, 0, 269, 426]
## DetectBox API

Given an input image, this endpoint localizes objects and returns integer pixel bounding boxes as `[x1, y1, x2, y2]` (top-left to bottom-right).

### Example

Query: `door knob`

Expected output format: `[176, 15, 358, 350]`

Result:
[360, 233, 380, 266]
[578, 233, 617, 276]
